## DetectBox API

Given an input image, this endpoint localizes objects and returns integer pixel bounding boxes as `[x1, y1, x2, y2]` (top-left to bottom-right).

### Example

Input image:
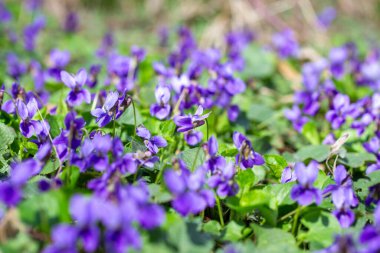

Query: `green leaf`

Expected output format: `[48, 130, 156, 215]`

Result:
[339, 152, 376, 168]
[246, 104, 274, 123]
[178, 148, 205, 170]
[220, 148, 239, 157]
[45, 115, 62, 138]
[165, 213, 214, 253]
[299, 210, 341, 250]
[242, 45, 276, 79]
[117, 105, 143, 126]
[40, 159, 60, 175]
[236, 169, 255, 188]
[264, 183, 295, 206]
[149, 183, 172, 203]
[0, 232, 39, 253]
[203, 220, 222, 236]
[264, 154, 288, 179]
[240, 189, 276, 209]
[302, 122, 320, 145]
[18, 190, 71, 227]
[239, 189, 278, 225]
[0, 122, 16, 150]
[251, 224, 300, 253]
[159, 120, 176, 137]
[295, 145, 330, 162]
[220, 221, 245, 242]
[368, 170, 380, 186]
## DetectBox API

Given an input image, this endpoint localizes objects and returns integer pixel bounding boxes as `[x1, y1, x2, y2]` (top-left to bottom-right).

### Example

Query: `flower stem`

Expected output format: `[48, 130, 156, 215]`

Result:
[215, 194, 225, 227]
[292, 206, 301, 236]
[133, 165, 140, 182]
[112, 115, 116, 137]
[131, 99, 137, 137]
[155, 159, 166, 184]
[205, 118, 209, 140]
[191, 146, 201, 171]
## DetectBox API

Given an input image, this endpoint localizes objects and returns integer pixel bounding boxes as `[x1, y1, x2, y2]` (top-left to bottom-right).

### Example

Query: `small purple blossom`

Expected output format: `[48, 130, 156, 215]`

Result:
[91, 91, 119, 127]
[290, 161, 322, 206]
[233, 132, 264, 170]
[272, 29, 299, 59]
[174, 105, 210, 132]
[284, 106, 308, 132]
[61, 69, 91, 107]
[17, 98, 42, 138]
[281, 165, 297, 184]
[208, 161, 239, 198]
[150, 85, 171, 120]
[136, 125, 167, 154]
[164, 165, 214, 216]
[326, 94, 352, 129]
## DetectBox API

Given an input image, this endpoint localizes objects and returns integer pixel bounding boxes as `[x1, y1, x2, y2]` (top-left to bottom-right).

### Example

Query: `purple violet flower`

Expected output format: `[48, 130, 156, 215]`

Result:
[150, 85, 171, 120]
[61, 69, 91, 107]
[281, 165, 297, 184]
[184, 131, 203, 146]
[317, 7, 336, 29]
[174, 105, 210, 132]
[233, 132, 264, 170]
[208, 161, 239, 198]
[284, 106, 308, 132]
[326, 94, 352, 129]
[272, 29, 299, 59]
[136, 125, 167, 154]
[164, 165, 214, 216]
[91, 91, 119, 127]
[290, 161, 322, 206]
[359, 204, 380, 253]
[17, 98, 42, 138]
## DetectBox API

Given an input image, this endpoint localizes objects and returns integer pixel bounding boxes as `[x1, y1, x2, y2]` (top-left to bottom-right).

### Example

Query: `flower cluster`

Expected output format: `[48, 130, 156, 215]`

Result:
[44, 182, 165, 253]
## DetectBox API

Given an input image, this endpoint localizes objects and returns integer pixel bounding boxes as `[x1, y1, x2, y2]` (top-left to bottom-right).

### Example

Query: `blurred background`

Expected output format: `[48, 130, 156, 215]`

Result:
[5, 0, 380, 52]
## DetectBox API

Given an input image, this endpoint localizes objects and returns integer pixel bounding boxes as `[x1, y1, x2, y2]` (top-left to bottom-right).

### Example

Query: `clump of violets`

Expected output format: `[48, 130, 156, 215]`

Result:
[44, 183, 165, 253]
[0, 143, 50, 207]
[208, 161, 238, 198]
[359, 204, 380, 253]
[323, 165, 358, 228]
[290, 161, 322, 206]
[326, 93, 352, 129]
[317, 6, 336, 29]
[233, 132, 264, 170]
[317, 234, 356, 253]
[47, 49, 71, 80]
[61, 69, 91, 107]
[164, 161, 214, 216]
[202, 136, 225, 172]
[23, 16, 45, 51]
[53, 111, 86, 161]
[284, 105, 309, 132]
[272, 29, 299, 59]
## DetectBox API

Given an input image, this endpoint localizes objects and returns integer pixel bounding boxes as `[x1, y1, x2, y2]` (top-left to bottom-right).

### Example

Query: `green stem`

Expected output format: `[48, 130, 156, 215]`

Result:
[215, 194, 225, 227]
[191, 146, 201, 171]
[279, 206, 304, 221]
[133, 165, 140, 182]
[131, 99, 137, 137]
[292, 206, 301, 236]
[112, 115, 116, 137]
[205, 118, 209, 140]
[155, 160, 166, 184]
